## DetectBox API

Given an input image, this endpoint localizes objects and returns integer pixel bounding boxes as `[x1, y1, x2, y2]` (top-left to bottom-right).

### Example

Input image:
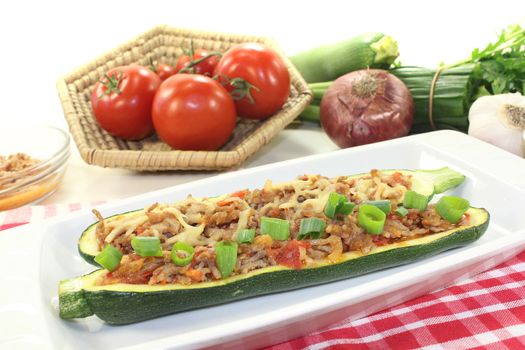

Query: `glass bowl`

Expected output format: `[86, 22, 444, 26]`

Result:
[0, 125, 70, 211]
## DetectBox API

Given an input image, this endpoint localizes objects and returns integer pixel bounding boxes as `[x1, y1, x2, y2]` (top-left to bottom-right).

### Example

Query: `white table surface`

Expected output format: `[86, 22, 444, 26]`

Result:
[1, 0, 524, 205]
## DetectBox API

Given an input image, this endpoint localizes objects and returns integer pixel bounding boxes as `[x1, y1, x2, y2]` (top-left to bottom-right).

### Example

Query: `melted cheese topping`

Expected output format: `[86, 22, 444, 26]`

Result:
[161, 207, 206, 246]
[278, 179, 312, 209]
[105, 212, 148, 243]
[100, 172, 411, 248]
[275, 177, 335, 214]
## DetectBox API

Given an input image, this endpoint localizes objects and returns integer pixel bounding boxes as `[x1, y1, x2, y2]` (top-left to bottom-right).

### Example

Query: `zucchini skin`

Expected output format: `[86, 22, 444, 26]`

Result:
[290, 33, 398, 83]
[78, 222, 98, 266]
[62, 209, 489, 325]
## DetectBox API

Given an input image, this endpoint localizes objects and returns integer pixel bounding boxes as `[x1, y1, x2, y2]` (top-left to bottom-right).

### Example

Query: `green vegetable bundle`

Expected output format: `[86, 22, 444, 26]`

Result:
[390, 65, 476, 132]
[296, 24, 525, 133]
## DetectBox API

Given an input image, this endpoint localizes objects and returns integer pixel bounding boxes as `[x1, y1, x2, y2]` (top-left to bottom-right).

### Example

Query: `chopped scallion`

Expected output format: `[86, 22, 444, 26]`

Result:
[236, 229, 256, 244]
[435, 196, 470, 224]
[365, 200, 392, 214]
[403, 191, 428, 211]
[94, 244, 122, 272]
[131, 236, 163, 257]
[395, 206, 409, 217]
[358, 204, 386, 234]
[298, 218, 327, 240]
[260, 217, 290, 240]
[324, 192, 346, 218]
[324, 192, 355, 218]
[171, 241, 195, 266]
[215, 241, 238, 278]
[338, 202, 355, 215]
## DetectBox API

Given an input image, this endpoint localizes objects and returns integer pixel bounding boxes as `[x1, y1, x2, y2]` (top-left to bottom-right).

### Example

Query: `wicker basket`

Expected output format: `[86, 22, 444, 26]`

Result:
[57, 25, 312, 171]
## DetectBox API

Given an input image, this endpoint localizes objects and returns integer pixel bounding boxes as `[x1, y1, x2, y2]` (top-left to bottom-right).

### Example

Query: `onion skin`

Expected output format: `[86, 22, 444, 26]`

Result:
[320, 69, 414, 148]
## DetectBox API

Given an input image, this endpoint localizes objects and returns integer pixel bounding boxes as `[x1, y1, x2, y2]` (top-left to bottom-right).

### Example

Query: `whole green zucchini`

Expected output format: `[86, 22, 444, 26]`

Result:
[77, 167, 466, 266]
[290, 32, 399, 83]
[60, 207, 489, 325]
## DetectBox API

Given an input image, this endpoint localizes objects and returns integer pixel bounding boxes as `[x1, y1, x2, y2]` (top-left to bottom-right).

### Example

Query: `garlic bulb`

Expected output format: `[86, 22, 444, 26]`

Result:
[468, 93, 525, 157]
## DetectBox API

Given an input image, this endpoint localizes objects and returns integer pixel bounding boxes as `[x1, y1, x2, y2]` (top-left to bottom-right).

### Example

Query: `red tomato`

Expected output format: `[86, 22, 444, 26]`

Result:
[154, 63, 177, 81]
[192, 49, 220, 76]
[214, 43, 291, 120]
[152, 74, 236, 151]
[91, 65, 161, 140]
[174, 50, 220, 76]
[174, 55, 191, 73]
[272, 240, 308, 269]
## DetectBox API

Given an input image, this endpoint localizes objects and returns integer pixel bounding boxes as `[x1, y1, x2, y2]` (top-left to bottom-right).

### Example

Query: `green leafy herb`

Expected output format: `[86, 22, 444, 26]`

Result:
[465, 24, 525, 97]
[391, 22, 525, 133]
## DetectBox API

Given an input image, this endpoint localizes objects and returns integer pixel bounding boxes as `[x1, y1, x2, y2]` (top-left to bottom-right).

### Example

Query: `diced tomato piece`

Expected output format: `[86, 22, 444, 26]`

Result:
[387, 213, 398, 220]
[230, 190, 248, 199]
[298, 240, 311, 249]
[372, 235, 389, 247]
[268, 208, 281, 218]
[271, 240, 307, 269]
[185, 268, 204, 282]
[217, 190, 248, 206]
[392, 172, 403, 183]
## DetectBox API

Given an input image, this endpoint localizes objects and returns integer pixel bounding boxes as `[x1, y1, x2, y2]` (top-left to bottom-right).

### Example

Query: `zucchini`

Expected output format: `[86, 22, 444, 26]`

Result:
[78, 167, 465, 266]
[59, 207, 489, 325]
[78, 210, 141, 266]
[290, 33, 399, 83]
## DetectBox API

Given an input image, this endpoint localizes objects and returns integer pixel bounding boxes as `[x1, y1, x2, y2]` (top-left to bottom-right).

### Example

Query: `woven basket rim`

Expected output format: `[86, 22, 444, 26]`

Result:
[59, 25, 280, 83]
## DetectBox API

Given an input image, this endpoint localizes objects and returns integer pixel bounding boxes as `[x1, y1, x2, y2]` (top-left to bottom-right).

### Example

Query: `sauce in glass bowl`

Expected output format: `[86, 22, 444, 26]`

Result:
[0, 126, 70, 211]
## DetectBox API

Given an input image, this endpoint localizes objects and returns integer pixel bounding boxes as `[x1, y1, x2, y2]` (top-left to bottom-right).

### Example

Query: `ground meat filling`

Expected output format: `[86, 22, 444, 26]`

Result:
[0, 153, 40, 190]
[95, 171, 468, 286]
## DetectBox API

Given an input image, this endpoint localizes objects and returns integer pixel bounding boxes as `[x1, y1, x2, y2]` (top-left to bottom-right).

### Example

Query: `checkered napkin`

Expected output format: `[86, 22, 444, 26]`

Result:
[2, 204, 524, 349]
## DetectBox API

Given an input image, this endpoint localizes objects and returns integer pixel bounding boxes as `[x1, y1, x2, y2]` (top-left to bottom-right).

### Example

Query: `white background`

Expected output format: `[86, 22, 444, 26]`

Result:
[1, 0, 524, 204]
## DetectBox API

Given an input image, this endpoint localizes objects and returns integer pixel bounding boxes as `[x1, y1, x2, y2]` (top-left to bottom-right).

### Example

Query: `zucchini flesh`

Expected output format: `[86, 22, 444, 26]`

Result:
[77, 168, 465, 266]
[60, 207, 489, 325]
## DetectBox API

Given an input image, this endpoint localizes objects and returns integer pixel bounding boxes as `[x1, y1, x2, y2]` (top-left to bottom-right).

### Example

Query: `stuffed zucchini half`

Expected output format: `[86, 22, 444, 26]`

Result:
[60, 167, 490, 325]
[77, 167, 465, 265]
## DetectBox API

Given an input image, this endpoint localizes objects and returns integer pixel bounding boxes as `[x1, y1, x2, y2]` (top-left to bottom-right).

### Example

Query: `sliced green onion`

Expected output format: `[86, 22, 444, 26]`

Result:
[260, 217, 290, 240]
[324, 192, 346, 218]
[298, 217, 327, 240]
[215, 241, 238, 278]
[338, 202, 355, 215]
[395, 206, 409, 217]
[94, 244, 123, 272]
[236, 229, 255, 244]
[403, 190, 428, 211]
[358, 204, 386, 235]
[435, 196, 470, 224]
[171, 241, 195, 266]
[131, 236, 163, 257]
[365, 200, 392, 214]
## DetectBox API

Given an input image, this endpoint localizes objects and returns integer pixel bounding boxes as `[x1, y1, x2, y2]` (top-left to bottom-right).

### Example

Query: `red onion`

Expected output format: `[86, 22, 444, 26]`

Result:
[320, 69, 414, 148]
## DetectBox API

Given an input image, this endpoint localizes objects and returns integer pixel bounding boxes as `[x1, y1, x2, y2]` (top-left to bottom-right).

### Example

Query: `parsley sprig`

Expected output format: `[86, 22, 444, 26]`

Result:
[451, 24, 525, 97]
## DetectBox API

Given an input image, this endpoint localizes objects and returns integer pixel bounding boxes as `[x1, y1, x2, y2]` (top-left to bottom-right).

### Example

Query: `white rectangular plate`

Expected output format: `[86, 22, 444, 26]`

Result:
[2, 130, 525, 350]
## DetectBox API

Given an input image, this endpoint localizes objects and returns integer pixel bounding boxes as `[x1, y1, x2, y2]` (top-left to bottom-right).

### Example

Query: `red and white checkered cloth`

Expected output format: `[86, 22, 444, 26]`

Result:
[1, 204, 524, 349]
